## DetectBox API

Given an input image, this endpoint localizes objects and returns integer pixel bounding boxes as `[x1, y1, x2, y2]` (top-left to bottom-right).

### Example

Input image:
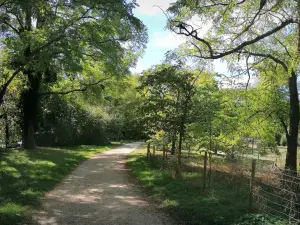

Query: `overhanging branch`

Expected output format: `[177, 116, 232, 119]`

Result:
[0, 68, 23, 105]
[39, 76, 112, 96]
[240, 50, 288, 71]
[172, 19, 294, 60]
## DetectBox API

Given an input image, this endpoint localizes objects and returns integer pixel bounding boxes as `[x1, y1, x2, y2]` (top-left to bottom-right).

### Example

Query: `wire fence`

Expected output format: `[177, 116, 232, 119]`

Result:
[251, 164, 300, 224]
[194, 152, 300, 224]
[147, 144, 300, 224]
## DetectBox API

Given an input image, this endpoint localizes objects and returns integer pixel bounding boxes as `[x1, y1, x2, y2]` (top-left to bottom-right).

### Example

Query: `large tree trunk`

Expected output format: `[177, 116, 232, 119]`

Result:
[21, 71, 41, 150]
[284, 5, 300, 171]
[285, 71, 299, 172]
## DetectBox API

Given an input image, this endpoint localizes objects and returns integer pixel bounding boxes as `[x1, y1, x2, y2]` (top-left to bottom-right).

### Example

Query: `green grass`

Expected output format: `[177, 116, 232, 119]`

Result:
[126, 145, 290, 225]
[0, 143, 119, 225]
[126, 145, 251, 225]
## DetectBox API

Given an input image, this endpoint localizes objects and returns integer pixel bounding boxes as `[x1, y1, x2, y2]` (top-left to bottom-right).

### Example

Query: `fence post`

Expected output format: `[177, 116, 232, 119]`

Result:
[153, 145, 156, 156]
[249, 159, 256, 212]
[203, 151, 208, 191]
[208, 152, 212, 186]
[147, 143, 151, 160]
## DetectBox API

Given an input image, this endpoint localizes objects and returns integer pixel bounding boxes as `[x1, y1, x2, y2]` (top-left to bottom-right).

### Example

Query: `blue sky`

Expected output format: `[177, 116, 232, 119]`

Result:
[131, 0, 228, 74]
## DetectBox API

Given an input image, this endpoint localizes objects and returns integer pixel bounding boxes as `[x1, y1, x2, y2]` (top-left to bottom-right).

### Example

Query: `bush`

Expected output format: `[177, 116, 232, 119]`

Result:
[36, 96, 110, 146]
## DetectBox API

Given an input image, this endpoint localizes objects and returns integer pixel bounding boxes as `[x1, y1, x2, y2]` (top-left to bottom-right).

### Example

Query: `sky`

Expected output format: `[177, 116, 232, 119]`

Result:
[131, 0, 228, 74]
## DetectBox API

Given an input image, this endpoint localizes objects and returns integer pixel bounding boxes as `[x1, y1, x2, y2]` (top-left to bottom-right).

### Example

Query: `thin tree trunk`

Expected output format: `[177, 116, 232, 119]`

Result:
[203, 151, 208, 191]
[4, 114, 9, 148]
[147, 143, 151, 160]
[208, 153, 212, 186]
[175, 122, 184, 178]
[171, 136, 176, 155]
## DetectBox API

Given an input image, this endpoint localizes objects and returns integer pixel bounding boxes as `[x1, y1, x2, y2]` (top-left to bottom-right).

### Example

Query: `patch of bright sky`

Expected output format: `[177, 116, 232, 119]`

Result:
[131, 0, 228, 74]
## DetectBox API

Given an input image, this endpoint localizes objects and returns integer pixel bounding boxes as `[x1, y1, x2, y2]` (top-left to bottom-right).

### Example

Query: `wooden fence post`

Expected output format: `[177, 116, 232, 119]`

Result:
[249, 159, 256, 212]
[208, 152, 212, 186]
[153, 145, 156, 156]
[203, 151, 208, 191]
[147, 143, 151, 160]
[163, 144, 166, 160]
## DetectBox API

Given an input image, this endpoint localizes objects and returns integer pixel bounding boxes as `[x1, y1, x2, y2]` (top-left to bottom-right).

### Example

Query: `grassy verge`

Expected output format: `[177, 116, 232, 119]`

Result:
[0, 143, 120, 225]
[126, 145, 288, 225]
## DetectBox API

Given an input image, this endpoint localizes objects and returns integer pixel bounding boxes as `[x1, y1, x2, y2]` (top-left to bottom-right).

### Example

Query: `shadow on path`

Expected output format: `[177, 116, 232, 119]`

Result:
[31, 142, 174, 225]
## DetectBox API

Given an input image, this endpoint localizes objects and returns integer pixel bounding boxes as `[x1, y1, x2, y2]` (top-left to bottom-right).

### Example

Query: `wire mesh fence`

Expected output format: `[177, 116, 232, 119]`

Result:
[147, 143, 300, 224]
[250, 162, 300, 224]
[193, 152, 300, 224]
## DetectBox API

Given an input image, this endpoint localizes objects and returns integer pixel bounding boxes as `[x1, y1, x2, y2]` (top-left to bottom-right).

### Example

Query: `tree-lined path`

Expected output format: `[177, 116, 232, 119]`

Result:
[31, 142, 173, 225]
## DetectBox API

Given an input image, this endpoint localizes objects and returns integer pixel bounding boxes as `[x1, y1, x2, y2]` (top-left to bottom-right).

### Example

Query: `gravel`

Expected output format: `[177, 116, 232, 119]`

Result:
[30, 142, 175, 225]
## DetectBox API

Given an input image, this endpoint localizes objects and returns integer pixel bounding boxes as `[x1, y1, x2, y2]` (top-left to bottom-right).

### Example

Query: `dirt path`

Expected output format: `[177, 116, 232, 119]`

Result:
[31, 142, 174, 225]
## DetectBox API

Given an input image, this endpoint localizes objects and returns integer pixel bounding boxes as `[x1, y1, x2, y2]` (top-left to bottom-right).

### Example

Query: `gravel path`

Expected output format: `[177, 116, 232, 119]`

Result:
[31, 142, 175, 225]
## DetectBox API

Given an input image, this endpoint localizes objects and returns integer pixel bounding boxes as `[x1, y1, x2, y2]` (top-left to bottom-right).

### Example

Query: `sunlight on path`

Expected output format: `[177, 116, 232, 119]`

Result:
[31, 142, 174, 225]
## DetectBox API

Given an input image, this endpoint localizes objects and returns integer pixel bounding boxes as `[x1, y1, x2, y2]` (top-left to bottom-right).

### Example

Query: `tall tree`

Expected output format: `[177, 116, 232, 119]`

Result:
[168, 0, 300, 171]
[139, 64, 211, 178]
[0, 0, 147, 149]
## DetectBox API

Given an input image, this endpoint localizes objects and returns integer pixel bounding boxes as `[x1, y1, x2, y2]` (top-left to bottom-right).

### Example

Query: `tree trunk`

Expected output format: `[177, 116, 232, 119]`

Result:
[4, 114, 9, 148]
[163, 142, 166, 160]
[152, 144, 156, 156]
[171, 135, 176, 155]
[147, 143, 151, 160]
[203, 151, 208, 191]
[285, 71, 299, 172]
[21, 71, 41, 150]
[175, 123, 184, 178]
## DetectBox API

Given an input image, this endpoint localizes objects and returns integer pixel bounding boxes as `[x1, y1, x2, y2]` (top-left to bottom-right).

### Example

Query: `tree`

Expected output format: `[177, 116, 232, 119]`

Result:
[168, 0, 300, 171]
[139, 64, 212, 178]
[0, 0, 147, 149]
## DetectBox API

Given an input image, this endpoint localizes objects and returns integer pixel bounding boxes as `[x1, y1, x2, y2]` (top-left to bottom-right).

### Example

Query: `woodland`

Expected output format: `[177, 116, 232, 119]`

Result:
[0, 0, 299, 225]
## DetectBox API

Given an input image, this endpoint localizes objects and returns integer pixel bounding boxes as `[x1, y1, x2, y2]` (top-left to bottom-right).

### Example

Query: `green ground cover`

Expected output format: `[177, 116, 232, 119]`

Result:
[0, 143, 119, 225]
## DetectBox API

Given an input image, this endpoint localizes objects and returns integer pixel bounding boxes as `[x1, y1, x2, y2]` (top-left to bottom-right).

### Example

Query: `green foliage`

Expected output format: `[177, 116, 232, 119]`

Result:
[139, 63, 217, 146]
[0, 144, 118, 225]
[233, 214, 287, 225]
[127, 145, 249, 225]
[168, 0, 299, 170]
[37, 95, 109, 146]
[0, 0, 148, 148]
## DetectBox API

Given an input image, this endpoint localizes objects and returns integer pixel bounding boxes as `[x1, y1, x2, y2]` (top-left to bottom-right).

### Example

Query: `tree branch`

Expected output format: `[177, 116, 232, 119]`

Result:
[240, 50, 288, 71]
[3, 20, 20, 34]
[279, 116, 289, 137]
[172, 19, 294, 60]
[0, 0, 8, 7]
[0, 68, 23, 105]
[39, 77, 111, 96]
[245, 55, 251, 89]
[197, 0, 246, 9]
[275, 37, 292, 58]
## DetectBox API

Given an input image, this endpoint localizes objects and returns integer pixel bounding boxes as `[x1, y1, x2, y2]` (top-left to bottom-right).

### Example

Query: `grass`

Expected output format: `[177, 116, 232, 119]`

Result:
[126, 145, 289, 225]
[0, 143, 120, 225]
[126, 145, 250, 225]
